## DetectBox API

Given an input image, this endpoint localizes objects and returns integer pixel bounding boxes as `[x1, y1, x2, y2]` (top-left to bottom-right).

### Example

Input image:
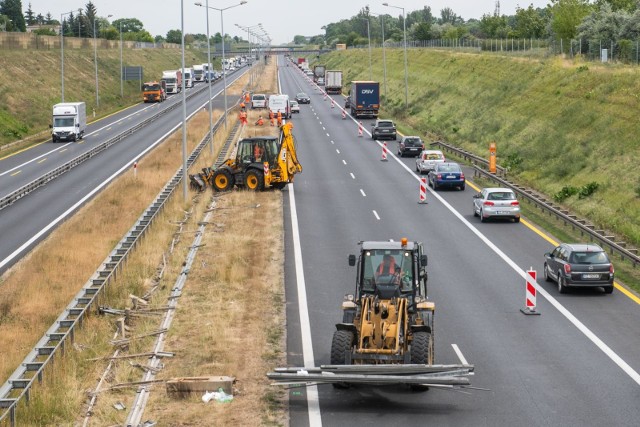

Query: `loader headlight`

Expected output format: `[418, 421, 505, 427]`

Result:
[415, 296, 423, 303]
[344, 294, 354, 302]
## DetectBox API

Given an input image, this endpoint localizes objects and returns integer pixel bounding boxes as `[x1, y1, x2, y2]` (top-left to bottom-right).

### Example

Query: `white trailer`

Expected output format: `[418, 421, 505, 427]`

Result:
[325, 70, 343, 94]
[183, 67, 194, 88]
[51, 102, 86, 142]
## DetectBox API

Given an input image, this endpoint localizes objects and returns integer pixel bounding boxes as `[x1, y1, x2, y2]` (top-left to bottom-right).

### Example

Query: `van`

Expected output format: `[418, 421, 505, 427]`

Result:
[268, 94, 291, 118]
[251, 93, 267, 109]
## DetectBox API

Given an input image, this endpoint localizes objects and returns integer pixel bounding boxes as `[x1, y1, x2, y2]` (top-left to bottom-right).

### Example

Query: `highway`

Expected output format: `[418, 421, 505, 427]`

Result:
[0, 68, 248, 274]
[279, 56, 640, 426]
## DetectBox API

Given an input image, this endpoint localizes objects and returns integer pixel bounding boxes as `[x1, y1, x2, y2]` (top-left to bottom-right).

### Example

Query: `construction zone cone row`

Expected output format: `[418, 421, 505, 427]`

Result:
[418, 178, 427, 204]
[381, 142, 388, 161]
[520, 268, 541, 315]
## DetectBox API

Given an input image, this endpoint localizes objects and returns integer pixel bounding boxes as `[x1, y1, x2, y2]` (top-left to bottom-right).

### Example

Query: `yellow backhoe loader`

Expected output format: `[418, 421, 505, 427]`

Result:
[190, 123, 301, 192]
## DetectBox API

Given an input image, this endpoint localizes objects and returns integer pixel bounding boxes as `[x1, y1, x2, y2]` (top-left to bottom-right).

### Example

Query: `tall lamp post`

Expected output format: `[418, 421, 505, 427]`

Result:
[371, 12, 387, 100]
[118, 20, 123, 97]
[60, 10, 74, 102]
[236, 23, 261, 86]
[383, 2, 408, 108]
[195, 1, 248, 129]
[360, 17, 372, 80]
[92, 15, 111, 108]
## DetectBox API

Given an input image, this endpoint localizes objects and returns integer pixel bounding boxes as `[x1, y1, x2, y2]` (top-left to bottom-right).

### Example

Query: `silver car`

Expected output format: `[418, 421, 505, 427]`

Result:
[416, 150, 445, 174]
[472, 188, 521, 223]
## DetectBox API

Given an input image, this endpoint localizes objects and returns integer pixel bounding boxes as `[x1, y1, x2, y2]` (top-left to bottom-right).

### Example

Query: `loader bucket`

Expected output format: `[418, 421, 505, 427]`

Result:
[189, 173, 206, 192]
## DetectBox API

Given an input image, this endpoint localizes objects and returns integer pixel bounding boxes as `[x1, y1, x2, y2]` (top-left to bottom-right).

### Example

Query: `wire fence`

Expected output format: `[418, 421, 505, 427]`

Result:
[352, 37, 640, 65]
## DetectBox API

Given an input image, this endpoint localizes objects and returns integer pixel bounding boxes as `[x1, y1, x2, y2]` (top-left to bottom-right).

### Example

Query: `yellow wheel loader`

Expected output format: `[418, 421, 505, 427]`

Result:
[211, 122, 302, 191]
[332, 239, 434, 386]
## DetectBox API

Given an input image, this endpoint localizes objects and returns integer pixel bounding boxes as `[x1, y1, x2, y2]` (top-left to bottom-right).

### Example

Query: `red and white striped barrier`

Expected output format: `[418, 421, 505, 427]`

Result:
[520, 268, 541, 315]
[418, 178, 427, 204]
[133, 161, 138, 178]
[323, 92, 327, 101]
[381, 142, 388, 161]
[358, 122, 363, 137]
[342, 109, 346, 120]
[331, 99, 334, 108]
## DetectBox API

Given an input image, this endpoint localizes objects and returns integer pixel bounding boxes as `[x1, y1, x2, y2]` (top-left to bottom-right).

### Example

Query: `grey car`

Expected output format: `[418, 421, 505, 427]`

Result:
[472, 188, 521, 223]
[544, 243, 614, 294]
[371, 120, 397, 140]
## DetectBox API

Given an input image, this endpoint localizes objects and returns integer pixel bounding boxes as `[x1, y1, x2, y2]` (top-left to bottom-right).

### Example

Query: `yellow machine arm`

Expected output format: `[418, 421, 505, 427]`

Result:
[277, 122, 302, 182]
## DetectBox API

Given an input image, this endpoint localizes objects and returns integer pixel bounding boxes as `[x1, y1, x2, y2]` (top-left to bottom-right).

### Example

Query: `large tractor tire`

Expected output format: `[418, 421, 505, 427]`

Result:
[244, 170, 264, 191]
[410, 331, 434, 391]
[212, 169, 234, 192]
[330, 330, 354, 389]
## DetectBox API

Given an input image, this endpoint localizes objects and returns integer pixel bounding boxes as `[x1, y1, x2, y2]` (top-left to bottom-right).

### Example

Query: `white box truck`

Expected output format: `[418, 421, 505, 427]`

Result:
[192, 64, 205, 82]
[51, 102, 86, 142]
[183, 67, 194, 88]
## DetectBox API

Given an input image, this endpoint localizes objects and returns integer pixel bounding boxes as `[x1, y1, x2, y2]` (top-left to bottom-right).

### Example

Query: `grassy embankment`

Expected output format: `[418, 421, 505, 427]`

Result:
[321, 48, 640, 291]
[0, 47, 210, 149]
[0, 59, 286, 425]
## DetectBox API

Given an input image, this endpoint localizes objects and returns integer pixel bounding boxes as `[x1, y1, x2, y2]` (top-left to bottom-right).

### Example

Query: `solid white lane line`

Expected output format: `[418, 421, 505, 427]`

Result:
[288, 185, 323, 427]
[373, 210, 380, 220]
[350, 173, 355, 179]
[360, 189, 366, 197]
[451, 344, 469, 365]
[387, 144, 640, 386]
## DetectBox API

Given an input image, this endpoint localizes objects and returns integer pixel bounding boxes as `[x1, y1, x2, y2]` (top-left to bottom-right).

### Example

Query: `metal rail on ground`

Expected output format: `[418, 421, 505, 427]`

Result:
[0, 111, 233, 426]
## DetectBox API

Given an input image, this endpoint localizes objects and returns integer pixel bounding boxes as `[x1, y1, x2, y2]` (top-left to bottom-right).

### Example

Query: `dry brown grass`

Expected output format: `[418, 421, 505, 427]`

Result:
[0, 60, 287, 426]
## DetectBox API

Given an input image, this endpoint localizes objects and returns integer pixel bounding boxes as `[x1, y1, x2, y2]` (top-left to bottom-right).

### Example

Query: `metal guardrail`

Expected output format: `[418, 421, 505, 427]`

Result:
[0, 76, 222, 213]
[430, 140, 639, 266]
[430, 140, 507, 177]
[0, 111, 230, 426]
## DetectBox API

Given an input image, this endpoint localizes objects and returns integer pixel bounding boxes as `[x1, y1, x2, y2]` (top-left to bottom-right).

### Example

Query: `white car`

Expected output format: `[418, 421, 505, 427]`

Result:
[251, 93, 267, 109]
[416, 150, 445, 174]
[473, 188, 521, 223]
[290, 100, 300, 114]
[317, 77, 325, 86]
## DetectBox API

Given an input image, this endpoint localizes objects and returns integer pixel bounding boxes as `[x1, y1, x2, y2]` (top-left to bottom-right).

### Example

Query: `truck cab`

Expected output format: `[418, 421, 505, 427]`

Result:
[51, 102, 86, 142]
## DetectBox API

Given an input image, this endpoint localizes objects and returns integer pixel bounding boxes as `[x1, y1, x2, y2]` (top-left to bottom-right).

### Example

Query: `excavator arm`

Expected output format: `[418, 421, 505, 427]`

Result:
[277, 122, 302, 183]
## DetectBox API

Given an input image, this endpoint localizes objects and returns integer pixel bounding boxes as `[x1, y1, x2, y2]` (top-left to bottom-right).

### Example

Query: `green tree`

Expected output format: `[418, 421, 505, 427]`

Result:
[595, 0, 636, 12]
[154, 35, 165, 43]
[577, 3, 630, 41]
[166, 29, 182, 44]
[479, 13, 511, 38]
[549, 0, 593, 40]
[439, 7, 463, 25]
[24, 2, 35, 25]
[514, 4, 546, 38]
[412, 22, 432, 40]
[112, 18, 144, 33]
[293, 35, 306, 44]
[1, 0, 26, 31]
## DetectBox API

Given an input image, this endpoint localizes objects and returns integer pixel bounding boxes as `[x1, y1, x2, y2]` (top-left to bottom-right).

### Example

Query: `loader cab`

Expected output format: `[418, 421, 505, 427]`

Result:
[350, 240, 428, 304]
[236, 137, 279, 166]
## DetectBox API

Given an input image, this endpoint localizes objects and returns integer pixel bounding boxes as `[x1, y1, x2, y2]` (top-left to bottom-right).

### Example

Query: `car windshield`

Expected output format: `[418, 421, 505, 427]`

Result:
[378, 121, 393, 127]
[437, 164, 461, 172]
[569, 251, 609, 264]
[253, 95, 265, 100]
[297, 93, 307, 98]
[487, 191, 516, 201]
[290, 101, 298, 106]
[54, 117, 74, 127]
[361, 249, 413, 292]
[143, 84, 161, 91]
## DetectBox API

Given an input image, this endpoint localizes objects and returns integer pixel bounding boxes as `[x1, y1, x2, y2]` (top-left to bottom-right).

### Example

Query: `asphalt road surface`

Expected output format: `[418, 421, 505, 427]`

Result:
[0, 67, 247, 274]
[279, 56, 640, 427]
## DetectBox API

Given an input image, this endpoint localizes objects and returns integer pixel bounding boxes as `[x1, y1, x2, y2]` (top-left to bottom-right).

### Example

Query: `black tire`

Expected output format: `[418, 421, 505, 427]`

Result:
[330, 330, 354, 389]
[603, 285, 614, 294]
[244, 169, 264, 191]
[558, 273, 567, 294]
[473, 205, 479, 217]
[432, 182, 438, 191]
[544, 263, 553, 282]
[514, 217, 521, 223]
[410, 331, 433, 391]
[480, 209, 487, 222]
[212, 169, 234, 192]
[460, 184, 465, 191]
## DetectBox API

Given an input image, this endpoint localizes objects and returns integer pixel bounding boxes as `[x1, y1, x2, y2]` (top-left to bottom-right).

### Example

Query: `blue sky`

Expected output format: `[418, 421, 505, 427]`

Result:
[26, 1, 550, 44]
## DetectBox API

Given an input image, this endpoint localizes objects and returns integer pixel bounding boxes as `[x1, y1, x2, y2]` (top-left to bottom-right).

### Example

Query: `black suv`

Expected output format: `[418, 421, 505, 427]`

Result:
[371, 120, 397, 140]
[397, 136, 424, 157]
[543, 243, 614, 294]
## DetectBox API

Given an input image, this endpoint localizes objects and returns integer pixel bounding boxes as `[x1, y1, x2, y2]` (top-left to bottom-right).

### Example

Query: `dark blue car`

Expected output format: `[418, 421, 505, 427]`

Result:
[428, 162, 465, 190]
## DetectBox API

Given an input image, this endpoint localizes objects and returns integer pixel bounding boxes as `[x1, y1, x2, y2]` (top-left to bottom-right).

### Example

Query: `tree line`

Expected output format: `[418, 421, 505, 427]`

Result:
[313, 1, 640, 47]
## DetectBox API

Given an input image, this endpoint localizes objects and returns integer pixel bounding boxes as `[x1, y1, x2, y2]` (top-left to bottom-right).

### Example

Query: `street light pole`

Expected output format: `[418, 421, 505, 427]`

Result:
[205, 0, 214, 154]
[383, 2, 408, 108]
[360, 17, 372, 81]
[195, 1, 248, 130]
[60, 11, 73, 102]
[93, 17, 99, 107]
[180, 0, 188, 200]
[119, 20, 123, 97]
[371, 12, 387, 100]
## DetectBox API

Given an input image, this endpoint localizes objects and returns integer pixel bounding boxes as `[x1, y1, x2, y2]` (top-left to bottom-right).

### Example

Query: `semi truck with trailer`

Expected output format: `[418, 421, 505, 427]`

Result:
[347, 81, 380, 118]
[161, 70, 182, 94]
[325, 70, 343, 94]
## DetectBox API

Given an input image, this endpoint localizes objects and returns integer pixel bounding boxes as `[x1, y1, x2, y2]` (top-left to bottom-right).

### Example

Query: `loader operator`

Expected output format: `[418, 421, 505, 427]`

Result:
[375, 254, 411, 289]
